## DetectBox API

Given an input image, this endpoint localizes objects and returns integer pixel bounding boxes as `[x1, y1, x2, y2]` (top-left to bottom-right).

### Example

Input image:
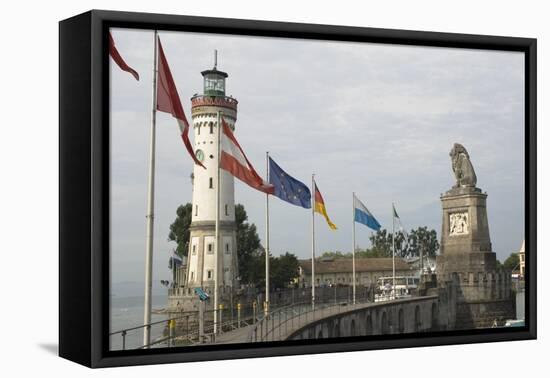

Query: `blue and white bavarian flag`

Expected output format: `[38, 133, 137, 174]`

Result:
[354, 194, 381, 231]
[268, 157, 311, 209]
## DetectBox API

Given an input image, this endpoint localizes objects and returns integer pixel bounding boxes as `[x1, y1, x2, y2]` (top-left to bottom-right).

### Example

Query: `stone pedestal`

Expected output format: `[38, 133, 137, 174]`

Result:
[437, 187, 495, 274]
[436, 186, 515, 328]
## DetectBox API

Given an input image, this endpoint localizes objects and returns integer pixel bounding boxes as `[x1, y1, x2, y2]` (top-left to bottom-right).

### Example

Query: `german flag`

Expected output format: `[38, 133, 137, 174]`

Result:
[314, 181, 338, 230]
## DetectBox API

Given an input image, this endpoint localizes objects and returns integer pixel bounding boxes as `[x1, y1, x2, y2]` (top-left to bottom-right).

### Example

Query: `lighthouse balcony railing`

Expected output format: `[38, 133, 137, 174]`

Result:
[190, 95, 238, 110]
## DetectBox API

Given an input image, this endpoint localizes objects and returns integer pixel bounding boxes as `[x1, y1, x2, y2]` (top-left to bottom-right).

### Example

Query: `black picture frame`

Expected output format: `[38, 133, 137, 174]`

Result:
[59, 9, 537, 368]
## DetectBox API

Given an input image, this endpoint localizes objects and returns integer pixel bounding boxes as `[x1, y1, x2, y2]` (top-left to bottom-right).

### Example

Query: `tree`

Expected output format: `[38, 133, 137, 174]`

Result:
[168, 203, 192, 257]
[320, 251, 348, 259]
[406, 227, 439, 258]
[368, 229, 392, 257]
[270, 252, 300, 289]
[503, 253, 519, 271]
[355, 248, 387, 258]
[364, 227, 439, 259]
[235, 204, 262, 284]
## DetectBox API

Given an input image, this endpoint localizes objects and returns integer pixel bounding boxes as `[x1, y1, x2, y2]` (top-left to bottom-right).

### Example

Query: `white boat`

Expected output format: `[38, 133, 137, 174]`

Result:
[504, 319, 525, 327]
[374, 276, 419, 302]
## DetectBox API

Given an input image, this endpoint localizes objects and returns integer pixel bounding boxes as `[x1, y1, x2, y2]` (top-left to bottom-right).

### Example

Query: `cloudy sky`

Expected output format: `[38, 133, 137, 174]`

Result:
[110, 28, 525, 287]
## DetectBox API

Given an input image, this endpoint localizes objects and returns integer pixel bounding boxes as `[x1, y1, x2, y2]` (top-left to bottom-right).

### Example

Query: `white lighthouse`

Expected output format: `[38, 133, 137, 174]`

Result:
[182, 55, 239, 310]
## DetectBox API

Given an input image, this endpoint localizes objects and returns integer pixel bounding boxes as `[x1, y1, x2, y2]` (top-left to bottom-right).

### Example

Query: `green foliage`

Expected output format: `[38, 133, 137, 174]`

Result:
[168, 203, 193, 257]
[367, 227, 440, 258]
[320, 251, 349, 259]
[235, 204, 262, 284]
[356, 248, 388, 258]
[245, 251, 300, 289]
[368, 229, 392, 257]
[270, 252, 300, 289]
[503, 253, 519, 271]
[406, 227, 439, 258]
[320, 226, 440, 260]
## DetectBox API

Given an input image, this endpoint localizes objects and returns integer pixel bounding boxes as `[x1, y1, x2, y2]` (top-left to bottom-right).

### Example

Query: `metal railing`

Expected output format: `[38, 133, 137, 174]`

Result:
[110, 286, 374, 350]
[247, 298, 371, 343]
[109, 305, 264, 350]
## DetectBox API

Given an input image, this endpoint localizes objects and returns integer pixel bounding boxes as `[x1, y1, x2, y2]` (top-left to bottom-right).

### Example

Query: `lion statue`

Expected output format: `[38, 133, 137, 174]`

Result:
[450, 143, 477, 188]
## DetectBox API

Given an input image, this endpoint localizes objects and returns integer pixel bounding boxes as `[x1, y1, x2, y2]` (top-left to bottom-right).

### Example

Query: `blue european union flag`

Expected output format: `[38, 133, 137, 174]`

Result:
[269, 157, 311, 209]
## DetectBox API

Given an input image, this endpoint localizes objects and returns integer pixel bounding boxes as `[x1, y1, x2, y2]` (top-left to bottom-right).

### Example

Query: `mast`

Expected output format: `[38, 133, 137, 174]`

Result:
[352, 192, 356, 304]
[311, 174, 316, 310]
[265, 152, 270, 316]
[392, 202, 396, 299]
[214, 110, 222, 335]
[143, 29, 158, 348]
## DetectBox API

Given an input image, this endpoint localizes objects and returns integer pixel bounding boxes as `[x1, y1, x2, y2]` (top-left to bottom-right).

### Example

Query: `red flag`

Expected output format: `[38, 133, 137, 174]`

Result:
[108, 32, 139, 81]
[156, 37, 205, 169]
[220, 118, 274, 194]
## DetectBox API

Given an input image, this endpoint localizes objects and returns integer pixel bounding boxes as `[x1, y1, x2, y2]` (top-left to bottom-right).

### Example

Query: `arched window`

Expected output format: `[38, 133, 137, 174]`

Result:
[209, 122, 214, 134]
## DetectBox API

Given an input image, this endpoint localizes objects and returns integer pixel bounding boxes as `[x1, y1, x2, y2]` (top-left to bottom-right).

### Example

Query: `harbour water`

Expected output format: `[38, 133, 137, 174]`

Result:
[110, 294, 168, 350]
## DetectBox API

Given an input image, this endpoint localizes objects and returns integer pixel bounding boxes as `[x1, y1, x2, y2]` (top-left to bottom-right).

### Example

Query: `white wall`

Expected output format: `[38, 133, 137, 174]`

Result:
[191, 115, 236, 223]
[1, 1, 547, 377]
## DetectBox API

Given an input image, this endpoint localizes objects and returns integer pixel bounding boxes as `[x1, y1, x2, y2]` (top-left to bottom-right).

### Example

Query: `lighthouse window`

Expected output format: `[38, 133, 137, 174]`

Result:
[225, 243, 230, 254]
[195, 205, 198, 216]
[197, 125, 200, 135]
[190, 271, 195, 280]
[209, 122, 214, 134]
[209, 177, 213, 189]
[207, 243, 213, 254]
[207, 270, 212, 279]
[192, 245, 197, 255]
[225, 204, 228, 216]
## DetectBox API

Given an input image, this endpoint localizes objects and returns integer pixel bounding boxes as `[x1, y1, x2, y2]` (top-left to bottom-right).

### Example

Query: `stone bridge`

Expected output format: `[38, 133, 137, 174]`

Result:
[215, 286, 457, 344]
[289, 296, 443, 340]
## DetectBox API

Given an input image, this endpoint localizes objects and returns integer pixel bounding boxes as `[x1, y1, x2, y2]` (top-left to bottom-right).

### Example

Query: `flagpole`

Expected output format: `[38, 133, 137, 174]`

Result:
[392, 203, 396, 300]
[143, 29, 158, 348]
[265, 151, 270, 317]
[352, 192, 356, 304]
[214, 111, 222, 336]
[311, 174, 316, 310]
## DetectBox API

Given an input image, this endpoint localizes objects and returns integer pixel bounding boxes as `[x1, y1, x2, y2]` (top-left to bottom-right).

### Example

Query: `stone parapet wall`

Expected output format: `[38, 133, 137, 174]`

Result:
[287, 296, 447, 340]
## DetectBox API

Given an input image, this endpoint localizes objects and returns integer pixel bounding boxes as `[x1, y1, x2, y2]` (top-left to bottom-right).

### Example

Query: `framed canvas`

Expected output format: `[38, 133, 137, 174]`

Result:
[59, 10, 536, 368]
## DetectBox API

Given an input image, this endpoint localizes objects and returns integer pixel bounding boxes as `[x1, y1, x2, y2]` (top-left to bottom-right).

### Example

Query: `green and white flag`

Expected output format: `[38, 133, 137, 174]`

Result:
[392, 204, 408, 241]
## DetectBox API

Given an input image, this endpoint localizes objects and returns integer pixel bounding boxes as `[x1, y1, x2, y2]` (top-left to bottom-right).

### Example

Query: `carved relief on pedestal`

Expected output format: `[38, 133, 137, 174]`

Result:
[449, 212, 469, 236]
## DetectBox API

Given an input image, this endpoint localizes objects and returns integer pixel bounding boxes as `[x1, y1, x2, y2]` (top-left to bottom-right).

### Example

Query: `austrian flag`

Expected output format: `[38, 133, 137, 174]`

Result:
[220, 119, 274, 194]
[156, 37, 205, 169]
